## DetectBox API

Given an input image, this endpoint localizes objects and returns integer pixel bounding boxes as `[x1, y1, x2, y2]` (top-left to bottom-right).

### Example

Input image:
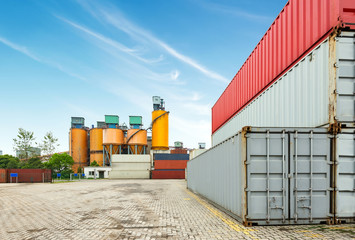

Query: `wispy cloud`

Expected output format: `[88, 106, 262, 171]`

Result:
[0, 37, 41, 62]
[77, 1, 229, 84]
[0, 36, 87, 82]
[57, 16, 164, 65]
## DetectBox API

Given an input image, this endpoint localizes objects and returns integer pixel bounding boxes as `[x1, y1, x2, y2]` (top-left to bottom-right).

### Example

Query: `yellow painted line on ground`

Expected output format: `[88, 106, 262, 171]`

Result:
[185, 189, 258, 239]
[304, 233, 324, 238]
[328, 226, 354, 230]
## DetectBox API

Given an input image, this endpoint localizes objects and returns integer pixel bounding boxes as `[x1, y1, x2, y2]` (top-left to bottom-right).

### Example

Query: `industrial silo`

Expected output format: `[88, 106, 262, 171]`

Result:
[126, 116, 147, 154]
[102, 128, 124, 166]
[89, 126, 103, 166]
[69, 117, 88, 173]
[151, 96, 169, 150]
[127, 129, 147, 154]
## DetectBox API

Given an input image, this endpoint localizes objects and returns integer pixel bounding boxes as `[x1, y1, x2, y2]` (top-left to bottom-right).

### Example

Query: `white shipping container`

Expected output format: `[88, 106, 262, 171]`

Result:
[212, 31, 355, 146]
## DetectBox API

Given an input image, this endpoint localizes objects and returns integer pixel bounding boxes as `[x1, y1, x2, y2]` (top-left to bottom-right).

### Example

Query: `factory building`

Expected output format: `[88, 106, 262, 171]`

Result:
[69, 96, 189, 179]
[83, 166, 111, 179]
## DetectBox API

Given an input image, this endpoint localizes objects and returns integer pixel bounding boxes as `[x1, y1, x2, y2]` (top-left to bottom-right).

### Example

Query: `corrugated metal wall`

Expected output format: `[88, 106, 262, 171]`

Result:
[188, 133, 244, 221]
[212, 32, 355, 146]
[6, 169, 52, 183]
[212, 0, 355, 133]
[0, 169, 7, 183]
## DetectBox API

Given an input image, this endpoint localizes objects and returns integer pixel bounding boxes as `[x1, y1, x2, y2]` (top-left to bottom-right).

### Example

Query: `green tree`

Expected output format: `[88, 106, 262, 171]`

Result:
[21, 157, 44, 169]
[13, 128, 37, 159]
[44, 153, 74, 178]
[39, 132, 59, 160]
[0, 155, 19, 169]
[7, 159, 19, 169]
[90, 160, 99, 167]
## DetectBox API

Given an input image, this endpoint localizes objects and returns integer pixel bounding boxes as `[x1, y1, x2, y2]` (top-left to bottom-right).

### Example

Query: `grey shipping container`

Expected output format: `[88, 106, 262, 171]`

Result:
[188, 127, 355, 225]
[334, 128, 355, 223]
[212, 31, 355, 146]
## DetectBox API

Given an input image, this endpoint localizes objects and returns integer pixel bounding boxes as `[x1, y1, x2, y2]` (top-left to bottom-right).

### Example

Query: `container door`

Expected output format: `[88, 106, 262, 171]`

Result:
[335, 131, 355, 222]
[336, 32, 355, 126]
[289, 131, 331, 224]
[246, 130, 289, 224]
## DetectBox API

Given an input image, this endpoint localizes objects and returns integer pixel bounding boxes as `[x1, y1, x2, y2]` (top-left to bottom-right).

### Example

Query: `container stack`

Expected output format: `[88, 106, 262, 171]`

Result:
[187, 0, 355, 226]
[152, 153, 188, 179]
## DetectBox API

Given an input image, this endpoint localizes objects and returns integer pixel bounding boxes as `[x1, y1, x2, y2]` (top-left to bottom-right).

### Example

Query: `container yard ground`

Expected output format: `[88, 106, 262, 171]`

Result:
[0, 180, 353, 240]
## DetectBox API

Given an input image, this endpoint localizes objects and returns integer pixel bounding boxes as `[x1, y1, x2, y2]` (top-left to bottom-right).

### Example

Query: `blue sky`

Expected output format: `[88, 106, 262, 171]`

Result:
[0, 0, 287, 155]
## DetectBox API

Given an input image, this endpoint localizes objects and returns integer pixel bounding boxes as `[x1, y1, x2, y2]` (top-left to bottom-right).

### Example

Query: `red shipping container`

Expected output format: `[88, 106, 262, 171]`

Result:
[212, 0, 355, 133]
[7, 169, 52, 183]
[155, 160, 188, 170]
[0, 169, 7, 183]
[170, 149, 188, 154]
[151, 170, 185, 179]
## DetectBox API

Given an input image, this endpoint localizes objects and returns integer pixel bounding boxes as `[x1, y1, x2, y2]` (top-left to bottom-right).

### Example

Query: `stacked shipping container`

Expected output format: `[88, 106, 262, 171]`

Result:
[212, 0, 355, 138]
[212, 31, 355, 145]
[187, 0, 355, 226]
[152, 153, 188, 179]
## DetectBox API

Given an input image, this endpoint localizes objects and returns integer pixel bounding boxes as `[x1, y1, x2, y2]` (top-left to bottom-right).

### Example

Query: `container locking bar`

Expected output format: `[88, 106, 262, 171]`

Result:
[266, 130, 270, 223]
[294, 131, 298, 222]
[282, 130, 286, 223]
[309, 131, 314, 222]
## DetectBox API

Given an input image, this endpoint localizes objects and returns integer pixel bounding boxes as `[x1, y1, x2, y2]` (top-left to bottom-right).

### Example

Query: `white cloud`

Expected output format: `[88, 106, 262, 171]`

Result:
[0, 36, 42, 62]
[77, 1, 229, 83]
[57, 16, 164, 65]
[0, 36, 87, 82]
[171, 70, 180, 81]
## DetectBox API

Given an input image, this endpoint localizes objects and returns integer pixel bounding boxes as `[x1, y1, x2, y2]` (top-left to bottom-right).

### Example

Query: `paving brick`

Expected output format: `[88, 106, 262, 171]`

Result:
[0, 180, 354, 239]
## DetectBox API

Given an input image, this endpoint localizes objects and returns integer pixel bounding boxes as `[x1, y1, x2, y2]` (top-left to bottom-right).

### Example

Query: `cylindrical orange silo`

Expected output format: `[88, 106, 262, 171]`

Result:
[152, 110, 169, 150]
[89, 128, 103, 166]
[103, 128, 124, 145]
[69, 128, 88, 173]
[127, 129, 147, 154]
[102, 129, 124, 165]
